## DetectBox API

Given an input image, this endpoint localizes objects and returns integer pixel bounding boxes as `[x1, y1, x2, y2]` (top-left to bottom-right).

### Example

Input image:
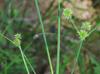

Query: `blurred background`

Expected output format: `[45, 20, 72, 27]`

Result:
[0, 0, 100, 74]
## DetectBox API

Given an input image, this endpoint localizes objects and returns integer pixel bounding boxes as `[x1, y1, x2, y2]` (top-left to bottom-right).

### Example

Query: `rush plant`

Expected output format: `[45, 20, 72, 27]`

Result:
[0, 33, 36, 74]
[63, 8, 96, 74]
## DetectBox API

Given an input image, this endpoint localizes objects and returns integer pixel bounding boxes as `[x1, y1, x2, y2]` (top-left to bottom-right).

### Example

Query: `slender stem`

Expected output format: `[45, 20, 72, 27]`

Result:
[0, 33, 13, 43]
[71, 40, 83, 74]
[18, 46, 30, 74]
[88, 27, 96, 35]
[34, 0, 53, 74]
[70, 19, 79, 33]
[78, 53, 85, 74]
[56, 0, 61, 74]
[4, 42, 33, 73]
[23, 54, 36, 74]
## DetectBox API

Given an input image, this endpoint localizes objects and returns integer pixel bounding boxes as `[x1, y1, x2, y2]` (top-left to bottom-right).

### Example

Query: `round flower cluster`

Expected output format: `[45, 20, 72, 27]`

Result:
[13, 33, 21, 47]
[78, 21, 92, 40]
[81, 21, 92, 31]
[63, 8, 73, 19]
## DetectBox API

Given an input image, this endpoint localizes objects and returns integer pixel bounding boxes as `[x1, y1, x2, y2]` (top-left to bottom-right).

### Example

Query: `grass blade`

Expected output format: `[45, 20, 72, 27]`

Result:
[34, 0, 53, 74]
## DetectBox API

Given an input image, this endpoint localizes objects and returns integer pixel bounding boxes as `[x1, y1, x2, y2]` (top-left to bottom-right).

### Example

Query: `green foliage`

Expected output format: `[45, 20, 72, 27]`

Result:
[11, 8, 19, 17]
[94, 65, 100, 74]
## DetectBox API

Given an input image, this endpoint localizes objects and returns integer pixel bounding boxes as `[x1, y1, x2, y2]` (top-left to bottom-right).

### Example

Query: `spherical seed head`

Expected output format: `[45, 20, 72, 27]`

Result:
[13, 33, 21, 47]
[81, 21, 92, 31]
[78, 30, 88, 40]
[63, 8, 73, 19]
[13, 38, 21, 47]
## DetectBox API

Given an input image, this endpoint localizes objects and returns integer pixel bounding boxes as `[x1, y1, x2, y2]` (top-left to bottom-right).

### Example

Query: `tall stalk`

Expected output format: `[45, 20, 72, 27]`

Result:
[71, 40, 83, 74]
[34, 0, 53, 74]
[23, 54, 36, 74]
[56, 0, 61, 74]
[18, 46, 30, 74]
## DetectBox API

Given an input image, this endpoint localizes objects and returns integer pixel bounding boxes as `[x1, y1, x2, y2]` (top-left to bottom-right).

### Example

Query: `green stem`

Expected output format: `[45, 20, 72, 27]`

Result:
[71, 40, 83, 74]
[88, 27, 96, 35]
[23, 54, 36, 74]
[78, 53, 85, 74]
[56, 0, 61, 74]
[18, 46, 30, 74]
[0, 33, 13, 43]
[70, 19, 79, 33]
[34, 0, 53, 74]
[4, 42, 33, 73]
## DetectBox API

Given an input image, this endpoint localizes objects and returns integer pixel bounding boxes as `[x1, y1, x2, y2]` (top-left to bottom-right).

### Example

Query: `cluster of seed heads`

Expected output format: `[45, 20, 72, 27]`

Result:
[63, 8, 92, 41]
[78, 21, 92, 40]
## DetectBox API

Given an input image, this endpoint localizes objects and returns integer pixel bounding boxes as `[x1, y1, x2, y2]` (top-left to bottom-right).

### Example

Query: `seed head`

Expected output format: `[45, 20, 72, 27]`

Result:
[13, 33, 21, 47]
[78, 30, 88, 41]
[63, 8, 73, 19]
[81, 21, 92, 31]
